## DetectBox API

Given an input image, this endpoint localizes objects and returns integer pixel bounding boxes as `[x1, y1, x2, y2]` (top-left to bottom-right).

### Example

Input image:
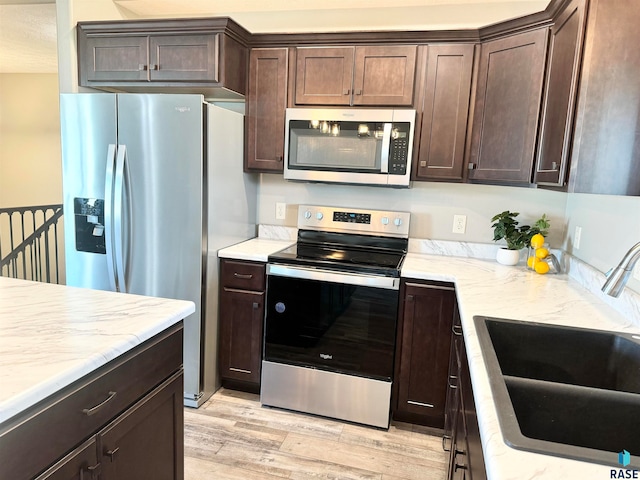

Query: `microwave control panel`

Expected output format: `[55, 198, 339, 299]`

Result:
[389, 137, 409, 175]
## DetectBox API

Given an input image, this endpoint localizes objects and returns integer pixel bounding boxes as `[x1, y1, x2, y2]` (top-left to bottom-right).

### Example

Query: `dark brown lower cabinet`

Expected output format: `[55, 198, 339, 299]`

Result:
[446, 315, 486, 480]
[0, 323, 185, 480]
[219, 259, 266, 393]
[393, 280, 456, 428]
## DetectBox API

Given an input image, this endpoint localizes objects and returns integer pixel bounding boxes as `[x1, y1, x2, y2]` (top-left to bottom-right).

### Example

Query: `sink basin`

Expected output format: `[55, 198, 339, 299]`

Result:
[474, 316, 640, 468]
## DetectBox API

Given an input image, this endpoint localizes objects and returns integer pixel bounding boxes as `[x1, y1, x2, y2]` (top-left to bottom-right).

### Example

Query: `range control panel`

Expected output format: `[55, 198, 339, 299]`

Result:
[298, 205, 410, 238]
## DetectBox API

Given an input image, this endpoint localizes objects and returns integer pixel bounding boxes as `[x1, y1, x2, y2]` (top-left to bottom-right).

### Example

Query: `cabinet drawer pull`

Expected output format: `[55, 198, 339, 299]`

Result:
[233, 272, 253, 279]
[106, 447, 120, 462]
[442, 435, 452, 452]
[82, 391, 117, 416]
[229, 367, 251, 374]
[138, 64, 148, 71]
[408, 400, 434, 408]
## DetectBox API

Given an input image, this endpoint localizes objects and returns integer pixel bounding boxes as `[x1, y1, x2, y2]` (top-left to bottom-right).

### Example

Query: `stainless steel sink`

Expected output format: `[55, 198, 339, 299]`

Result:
[474, 316, 640, 468]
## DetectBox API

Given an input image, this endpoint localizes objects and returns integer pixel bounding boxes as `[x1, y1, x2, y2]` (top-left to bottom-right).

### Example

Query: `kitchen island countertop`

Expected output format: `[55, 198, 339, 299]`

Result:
[0, 277, 194, 426]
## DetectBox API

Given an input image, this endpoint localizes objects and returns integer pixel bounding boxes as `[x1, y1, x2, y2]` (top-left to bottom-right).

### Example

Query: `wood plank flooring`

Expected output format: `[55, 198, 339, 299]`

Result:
[184, 388, 448, 480]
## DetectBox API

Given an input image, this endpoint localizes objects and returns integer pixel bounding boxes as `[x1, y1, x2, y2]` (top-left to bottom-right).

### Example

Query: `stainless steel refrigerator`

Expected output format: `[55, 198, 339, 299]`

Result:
[60, 93, 257, 407]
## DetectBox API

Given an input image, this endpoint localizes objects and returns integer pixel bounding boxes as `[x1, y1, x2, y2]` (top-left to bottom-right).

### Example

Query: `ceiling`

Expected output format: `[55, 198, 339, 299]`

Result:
[0, 0, 549, 74]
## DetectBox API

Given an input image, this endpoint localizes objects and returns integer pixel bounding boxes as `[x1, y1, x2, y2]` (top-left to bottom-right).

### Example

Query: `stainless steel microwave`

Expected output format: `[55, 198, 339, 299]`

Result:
[284, 108, 416, 187]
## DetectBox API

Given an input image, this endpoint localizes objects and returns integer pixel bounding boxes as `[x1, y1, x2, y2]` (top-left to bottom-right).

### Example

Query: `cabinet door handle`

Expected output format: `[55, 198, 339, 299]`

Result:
[82, 391, 117, 416]
[406, 294, 414, 301]
[343, 89, 350, 95]
[150, 64, 159, 70]
[448, 375, 458, 388]
[233, 272, 253, 279]
[106, 447, 120, 462]
[81, 462, 101, 480]
[442, 435, 452, 452]
[253, 302, 259, 309]
[467, 163, 476, 170]
[355, 89, 362, 95]
[277, 155, 283, 162]
[138, 64, 148, 71]
[551, 161, 559, 171]
[452, 324, 462, 336]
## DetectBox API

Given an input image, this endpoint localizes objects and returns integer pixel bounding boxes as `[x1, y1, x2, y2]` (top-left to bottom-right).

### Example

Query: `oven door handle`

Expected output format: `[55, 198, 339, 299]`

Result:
[267, 264, 400, 290]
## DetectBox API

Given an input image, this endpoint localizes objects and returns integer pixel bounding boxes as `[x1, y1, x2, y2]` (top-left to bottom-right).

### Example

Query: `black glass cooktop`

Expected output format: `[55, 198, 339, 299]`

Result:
[268, 230, 407, 277]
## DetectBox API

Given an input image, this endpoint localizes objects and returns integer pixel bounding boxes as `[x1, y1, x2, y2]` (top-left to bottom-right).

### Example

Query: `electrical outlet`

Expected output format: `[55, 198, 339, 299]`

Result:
[275, 202, 286, 220]
[574, 226, 582, 250]
[452, 215, 467, 234]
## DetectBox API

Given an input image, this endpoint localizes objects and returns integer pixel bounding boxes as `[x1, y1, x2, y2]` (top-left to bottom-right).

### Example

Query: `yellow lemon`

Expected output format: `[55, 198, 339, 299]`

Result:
[534, 261, 550, 274]
[530, 233, 545, 249]
[527, 256, 539, 269]
[535, 247, 549, 259]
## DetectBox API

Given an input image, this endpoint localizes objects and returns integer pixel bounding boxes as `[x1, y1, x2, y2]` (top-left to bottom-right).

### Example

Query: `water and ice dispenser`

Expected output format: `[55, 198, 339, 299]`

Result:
[73, 198, 105, 254]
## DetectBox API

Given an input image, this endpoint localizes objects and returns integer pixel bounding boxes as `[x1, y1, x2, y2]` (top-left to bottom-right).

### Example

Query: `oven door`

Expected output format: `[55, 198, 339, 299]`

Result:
[264, 264, 400, 381]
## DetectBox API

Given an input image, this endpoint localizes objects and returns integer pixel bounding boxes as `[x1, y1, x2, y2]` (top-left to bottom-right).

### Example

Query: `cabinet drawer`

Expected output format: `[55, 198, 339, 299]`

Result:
[221, 259, 265, 291]
[0, 323, 183, 480]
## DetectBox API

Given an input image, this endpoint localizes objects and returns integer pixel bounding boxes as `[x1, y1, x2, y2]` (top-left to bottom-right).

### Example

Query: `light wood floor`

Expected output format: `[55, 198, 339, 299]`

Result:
[184, 388, 448, 480]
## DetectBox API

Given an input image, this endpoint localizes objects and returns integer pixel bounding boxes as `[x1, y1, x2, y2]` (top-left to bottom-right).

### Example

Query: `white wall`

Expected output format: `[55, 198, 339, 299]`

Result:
[0, 73, 62, 207]
[258, 175, 568, 247]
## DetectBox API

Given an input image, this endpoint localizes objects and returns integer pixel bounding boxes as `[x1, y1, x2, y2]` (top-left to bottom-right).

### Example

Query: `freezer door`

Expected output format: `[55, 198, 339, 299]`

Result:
[116, 94, 205, 401]
[60, 93, 117, 290]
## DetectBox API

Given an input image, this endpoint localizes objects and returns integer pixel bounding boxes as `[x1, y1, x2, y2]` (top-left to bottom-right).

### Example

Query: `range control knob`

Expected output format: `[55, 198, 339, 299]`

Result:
[316, 212, 324, 220]
[304, 210, 312, 220]
[381, 217, 390, 225]
[394, 217, 403, 227]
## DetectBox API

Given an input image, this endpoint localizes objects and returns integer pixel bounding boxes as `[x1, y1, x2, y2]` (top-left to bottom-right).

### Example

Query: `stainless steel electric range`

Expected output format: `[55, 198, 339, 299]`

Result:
[261, 205, 410, 428]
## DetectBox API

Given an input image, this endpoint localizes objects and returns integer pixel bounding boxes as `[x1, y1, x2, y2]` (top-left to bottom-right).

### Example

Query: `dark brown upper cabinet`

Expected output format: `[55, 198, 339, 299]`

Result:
[414, 44, 475, 182]
[77, 18, 249, 97]
[294, 45, 417, 106]
[534, 0, 588, 187]
[468, 28, 548, 184]
[565, 0, 640, 195]
[245, 48, 288, 173]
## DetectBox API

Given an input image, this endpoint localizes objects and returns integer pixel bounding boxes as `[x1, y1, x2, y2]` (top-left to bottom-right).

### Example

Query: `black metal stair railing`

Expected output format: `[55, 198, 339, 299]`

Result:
[0, 204, 64, 284]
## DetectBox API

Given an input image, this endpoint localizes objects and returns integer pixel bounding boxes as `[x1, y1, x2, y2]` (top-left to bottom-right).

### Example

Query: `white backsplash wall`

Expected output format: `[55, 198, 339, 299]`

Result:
[564, 193, 640, 293]
[257, 175, 568, 248]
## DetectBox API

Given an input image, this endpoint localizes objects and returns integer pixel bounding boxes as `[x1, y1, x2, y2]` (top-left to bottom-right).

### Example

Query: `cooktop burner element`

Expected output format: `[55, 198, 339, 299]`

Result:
[268, 205, 410, 277]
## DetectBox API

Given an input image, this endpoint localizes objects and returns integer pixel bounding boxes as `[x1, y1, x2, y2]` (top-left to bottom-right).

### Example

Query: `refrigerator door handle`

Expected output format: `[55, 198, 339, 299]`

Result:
[113, 144, 127, 292]
[104, 144, 117, 291]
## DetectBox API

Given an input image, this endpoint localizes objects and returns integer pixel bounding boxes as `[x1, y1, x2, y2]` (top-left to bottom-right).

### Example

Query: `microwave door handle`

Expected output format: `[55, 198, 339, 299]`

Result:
[380, 123, 392, 173]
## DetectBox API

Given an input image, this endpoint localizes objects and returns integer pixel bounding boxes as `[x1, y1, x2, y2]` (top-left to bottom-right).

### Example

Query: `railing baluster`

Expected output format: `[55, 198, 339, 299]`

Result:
[0, 204, 63, 285]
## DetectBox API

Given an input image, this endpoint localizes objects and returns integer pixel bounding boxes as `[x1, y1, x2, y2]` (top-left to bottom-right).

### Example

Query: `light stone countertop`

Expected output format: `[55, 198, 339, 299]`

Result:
[0, 277, 195, 426]
[216, 234, 639, 478]
[217, 237, 294, 262]
[402, 253, 637, 479]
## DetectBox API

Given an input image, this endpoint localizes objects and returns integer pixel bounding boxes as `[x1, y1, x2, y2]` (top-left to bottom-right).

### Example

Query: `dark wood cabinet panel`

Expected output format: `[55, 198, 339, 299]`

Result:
[468, 28, 548, 184]
[353, 45, 417, 106]
[393, 280, 455, 428]
[535, 0, 588, 186]
[567, 0, 640, 195]
[98, 371, 184, 480]
[82, 35, 148, 82]
[294, 45, 417, 106]
[35, 439, 99, 480]
[77, 19, 249, 95]
[294, 47, 354, 105]
[219, 259, 266, 391]
[415, 44, 475, 181]
[246, 48, 288, 172]
[149, 34, 219, 82]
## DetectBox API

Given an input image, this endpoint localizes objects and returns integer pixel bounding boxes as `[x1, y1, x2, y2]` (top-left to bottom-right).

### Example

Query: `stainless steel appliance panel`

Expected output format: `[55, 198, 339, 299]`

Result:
[61, 94, 117, 290]
[261, 360, 392, 429]
[116, 94, 205, 400]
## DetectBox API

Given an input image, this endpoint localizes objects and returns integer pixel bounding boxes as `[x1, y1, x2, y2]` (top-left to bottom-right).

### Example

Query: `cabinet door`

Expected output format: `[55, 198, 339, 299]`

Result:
[149, 34, 219, 82]
[535, 0, 587, 186]
[246, 48, 288, 172]
[81, 36, 149, 82]
[35, 439, 99, 480]
[219, 287, 265, 386]
[415, 44, 474, 181]
[294, 47, 354, 105]
[395, 282, 455, 428]
[468, 29, 548, 184]
[98, 372, 184, 480]
[352, 45, 417, 106]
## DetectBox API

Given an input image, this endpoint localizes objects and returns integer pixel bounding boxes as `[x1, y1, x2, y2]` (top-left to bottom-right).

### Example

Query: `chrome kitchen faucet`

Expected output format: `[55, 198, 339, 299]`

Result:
[601, 241, 640, 297]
